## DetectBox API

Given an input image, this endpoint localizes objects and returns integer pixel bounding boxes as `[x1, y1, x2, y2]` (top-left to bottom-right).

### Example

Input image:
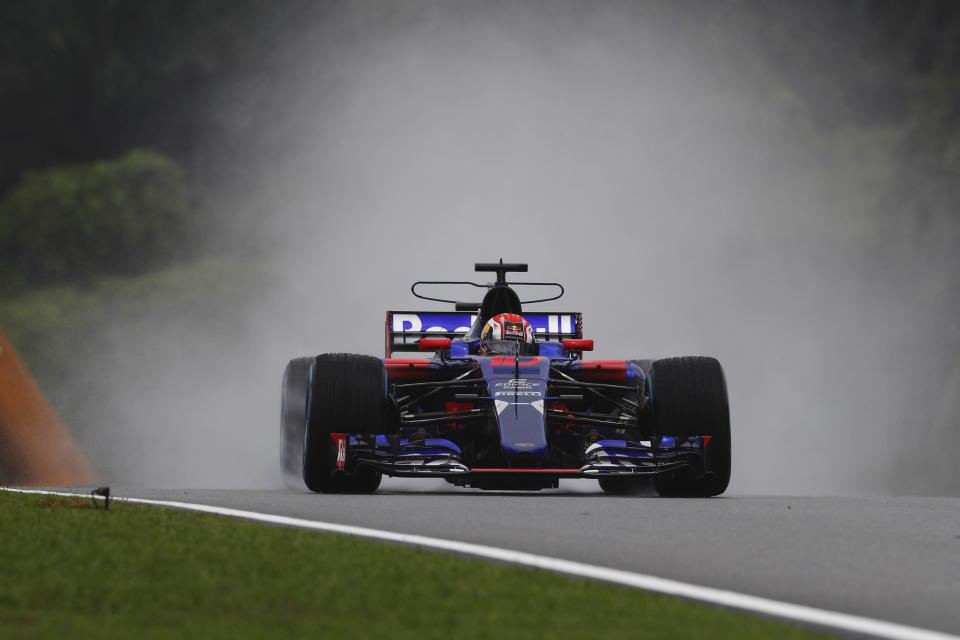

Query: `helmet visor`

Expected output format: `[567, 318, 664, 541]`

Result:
[482, 338, 536, 356]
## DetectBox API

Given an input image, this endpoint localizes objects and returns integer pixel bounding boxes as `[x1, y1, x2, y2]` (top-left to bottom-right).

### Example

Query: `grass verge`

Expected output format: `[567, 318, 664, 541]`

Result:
[0, 490, 832, 639]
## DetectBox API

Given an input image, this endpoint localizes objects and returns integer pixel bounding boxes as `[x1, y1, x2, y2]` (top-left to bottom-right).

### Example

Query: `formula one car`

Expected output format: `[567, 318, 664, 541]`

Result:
[281, 261, 731, 496]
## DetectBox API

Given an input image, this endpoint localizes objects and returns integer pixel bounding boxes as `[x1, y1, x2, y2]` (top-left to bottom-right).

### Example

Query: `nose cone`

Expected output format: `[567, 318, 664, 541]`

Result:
[480, 356, 550, 467]
[495, 399, 547, 463]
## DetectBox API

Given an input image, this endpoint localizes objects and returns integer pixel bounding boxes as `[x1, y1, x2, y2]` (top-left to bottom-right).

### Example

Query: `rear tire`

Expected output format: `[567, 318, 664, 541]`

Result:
[303, 353, 386, 493]
[280, 357, 313, 490]
[650, 356, 731, 497]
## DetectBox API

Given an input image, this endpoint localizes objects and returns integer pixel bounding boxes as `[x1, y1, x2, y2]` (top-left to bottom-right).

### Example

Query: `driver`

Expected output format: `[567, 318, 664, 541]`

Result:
[480, 313, 537, 355]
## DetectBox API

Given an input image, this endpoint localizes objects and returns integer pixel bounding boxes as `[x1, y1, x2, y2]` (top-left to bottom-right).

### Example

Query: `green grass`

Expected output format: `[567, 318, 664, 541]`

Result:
[0, 491, 832, 639]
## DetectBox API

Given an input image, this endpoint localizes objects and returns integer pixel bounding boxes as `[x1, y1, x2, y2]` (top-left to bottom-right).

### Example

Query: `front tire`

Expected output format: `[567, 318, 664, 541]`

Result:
[303, 353, 386, 493]
[650, 356, 731, 497]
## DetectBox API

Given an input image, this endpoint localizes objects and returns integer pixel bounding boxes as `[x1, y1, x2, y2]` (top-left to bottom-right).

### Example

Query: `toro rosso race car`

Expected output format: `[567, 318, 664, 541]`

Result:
[281, 261, 730, 496]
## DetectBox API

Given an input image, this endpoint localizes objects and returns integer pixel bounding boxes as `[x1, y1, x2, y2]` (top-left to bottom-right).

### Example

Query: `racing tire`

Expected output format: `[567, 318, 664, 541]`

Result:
[649, 356, 731, 497]
[303, 353, 386, 493]
[281, 356, 314, 490]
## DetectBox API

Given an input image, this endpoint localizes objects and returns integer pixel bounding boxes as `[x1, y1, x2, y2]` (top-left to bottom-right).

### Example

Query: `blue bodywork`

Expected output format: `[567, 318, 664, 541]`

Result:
[346, 275, 712, 489]
[345, 344, 708, 489]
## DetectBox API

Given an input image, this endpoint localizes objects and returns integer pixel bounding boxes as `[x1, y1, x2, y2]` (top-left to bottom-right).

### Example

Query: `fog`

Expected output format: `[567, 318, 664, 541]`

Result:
[75, 3, 953, 495]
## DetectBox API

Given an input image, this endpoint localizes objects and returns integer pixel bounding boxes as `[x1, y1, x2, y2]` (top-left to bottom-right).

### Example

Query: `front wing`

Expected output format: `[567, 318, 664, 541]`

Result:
[334, 434, 711, 479]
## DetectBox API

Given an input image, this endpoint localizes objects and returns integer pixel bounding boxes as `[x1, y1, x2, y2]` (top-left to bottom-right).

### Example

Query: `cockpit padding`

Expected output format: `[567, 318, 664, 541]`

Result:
[468, 286, 523, 338]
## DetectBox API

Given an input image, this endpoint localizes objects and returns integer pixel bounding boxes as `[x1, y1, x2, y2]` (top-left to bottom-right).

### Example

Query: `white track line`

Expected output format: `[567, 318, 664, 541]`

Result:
[5, 487, 957, 640]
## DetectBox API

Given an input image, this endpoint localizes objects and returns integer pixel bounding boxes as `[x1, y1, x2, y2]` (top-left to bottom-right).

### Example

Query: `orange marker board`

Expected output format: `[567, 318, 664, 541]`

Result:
[0, 328, 95, 485]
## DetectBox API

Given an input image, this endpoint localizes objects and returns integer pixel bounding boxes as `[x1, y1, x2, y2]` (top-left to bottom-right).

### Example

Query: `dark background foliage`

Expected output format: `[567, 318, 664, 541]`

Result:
[0, 0, 285, 194]
[0, 150, 189, 288]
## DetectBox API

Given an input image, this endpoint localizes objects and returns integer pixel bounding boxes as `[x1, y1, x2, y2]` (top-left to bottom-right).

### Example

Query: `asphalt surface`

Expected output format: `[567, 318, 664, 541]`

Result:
[60, 482, 960, 636]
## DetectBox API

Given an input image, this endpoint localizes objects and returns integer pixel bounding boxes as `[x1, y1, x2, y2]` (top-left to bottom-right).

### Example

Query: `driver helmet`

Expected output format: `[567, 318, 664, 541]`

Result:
[481, 313, 536, 355]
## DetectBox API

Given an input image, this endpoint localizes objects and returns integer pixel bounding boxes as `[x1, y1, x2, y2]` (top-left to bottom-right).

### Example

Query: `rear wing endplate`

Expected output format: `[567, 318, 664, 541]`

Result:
[385, 311, 582, 357]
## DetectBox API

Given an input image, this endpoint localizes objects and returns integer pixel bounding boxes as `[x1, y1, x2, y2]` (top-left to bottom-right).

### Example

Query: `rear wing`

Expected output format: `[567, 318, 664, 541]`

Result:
[385, 311, 582, 357]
